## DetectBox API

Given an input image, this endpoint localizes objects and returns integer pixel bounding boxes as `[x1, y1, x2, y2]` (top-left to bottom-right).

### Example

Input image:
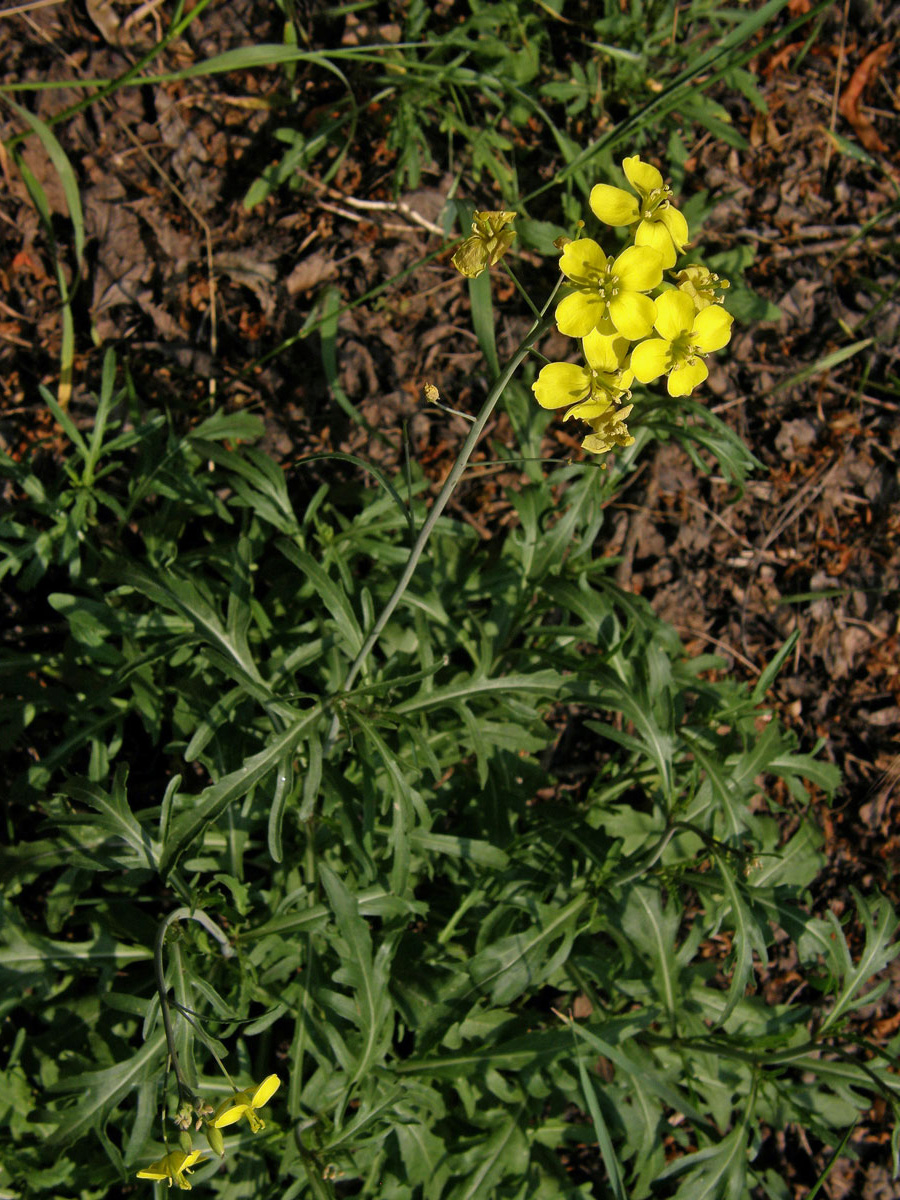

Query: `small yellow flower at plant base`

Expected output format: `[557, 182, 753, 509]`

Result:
[673, 264, 730, 311]
[581, 405, 636, 456]
[555, 238, 662, 339]
[532, 330, 633, 422]
[136, 1149, 207, 1190]
[590, 156, 689, 269]
[213, 1073, 281, 1134]
[630, 289, 733, 397]
[451, 211, 516, 277]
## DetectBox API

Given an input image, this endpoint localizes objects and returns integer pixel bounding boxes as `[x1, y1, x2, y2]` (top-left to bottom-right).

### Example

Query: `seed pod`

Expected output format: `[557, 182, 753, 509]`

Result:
[205, 1123, 226, 1158]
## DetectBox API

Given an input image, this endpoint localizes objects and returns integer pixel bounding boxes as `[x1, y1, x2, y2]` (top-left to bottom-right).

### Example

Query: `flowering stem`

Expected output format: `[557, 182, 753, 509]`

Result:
[326, 282, 561, 749]
[154, 908, 235, 1105]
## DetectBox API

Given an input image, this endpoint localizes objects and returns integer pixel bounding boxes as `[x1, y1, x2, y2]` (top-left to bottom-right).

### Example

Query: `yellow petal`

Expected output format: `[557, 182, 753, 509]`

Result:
[532, 362, 590, 410]
[214, 1093, 253, 1128]
[451, 237, 489, 278]
[660, 205, 689, 252]
[566, 394, 614, 422]
[630, 338, 671, 383]
[582, 329, 627, 374]
[137, 1151, 205, 1183]
[555, 290, 607, 338]
[634, 219, 677, 270]
[559, 237, 608, 283]
[214, 1105, 250, 1129]
[251, 1074, 281, 1109]
[589, 184, 639, 226]
[613, 245, 663, 292]
[653, 290, 695, 341]
[692, 305, 733, 353]
[488, 230, 516, 266]
[137, 1162, 169, 1180]
[667, 358, 708, 396]
[622, 155, 663, 196]
[608, 291, 657, 340]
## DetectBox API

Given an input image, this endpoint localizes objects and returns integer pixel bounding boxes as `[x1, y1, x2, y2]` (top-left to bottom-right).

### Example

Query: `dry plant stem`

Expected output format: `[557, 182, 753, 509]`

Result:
[154, 907, 234, 1105]
[326, 287, 562, 750]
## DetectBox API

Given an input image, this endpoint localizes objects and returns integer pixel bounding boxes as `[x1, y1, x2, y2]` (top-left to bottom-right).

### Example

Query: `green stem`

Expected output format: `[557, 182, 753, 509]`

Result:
[171, 1004, 238, 1092]
[501, 261, 542, 320]
[153, 908, 235, 1106]
[325, 282, 561, 749]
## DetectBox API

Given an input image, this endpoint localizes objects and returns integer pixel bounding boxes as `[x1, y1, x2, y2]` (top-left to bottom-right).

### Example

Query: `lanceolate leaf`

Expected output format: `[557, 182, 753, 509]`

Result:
[48, 1033, 166, 1147]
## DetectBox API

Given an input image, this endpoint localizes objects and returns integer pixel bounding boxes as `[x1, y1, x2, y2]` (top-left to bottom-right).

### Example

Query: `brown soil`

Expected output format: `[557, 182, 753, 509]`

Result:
[1, 1, 898, 1195]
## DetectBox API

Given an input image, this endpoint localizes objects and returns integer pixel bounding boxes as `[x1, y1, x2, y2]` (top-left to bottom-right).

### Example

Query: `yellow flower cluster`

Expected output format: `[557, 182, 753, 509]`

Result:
[136, 1075, 280, 1189]
[533, 156, 733, 456]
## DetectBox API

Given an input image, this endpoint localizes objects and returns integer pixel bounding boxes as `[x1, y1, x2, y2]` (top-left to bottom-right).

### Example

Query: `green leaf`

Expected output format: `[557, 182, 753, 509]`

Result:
[318, 865, 395, 1085]
[47, 1033, 165, 1147]
[467, 895, 586, 1005]
[820, 890, 900, 1032]
[160, 710, 320, 875]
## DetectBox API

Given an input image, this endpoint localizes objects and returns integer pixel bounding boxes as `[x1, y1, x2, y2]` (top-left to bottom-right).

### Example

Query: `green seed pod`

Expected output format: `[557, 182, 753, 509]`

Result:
[205, 1123, 226, 1158]
[178, 1129, 193, 1154]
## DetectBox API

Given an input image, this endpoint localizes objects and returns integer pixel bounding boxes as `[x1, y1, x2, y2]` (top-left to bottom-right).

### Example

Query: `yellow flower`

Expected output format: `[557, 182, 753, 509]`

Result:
[532, 330, 632, 422]
[136, 1149, 207, 1190]
[451, 211, 516, 277]
[590, 156, 689, 269]
[213, 1074, 281, 1134]
[581, 405, 636, 455]
[555, 239, 662, 340]
[630, 289, 733, 397]
[673, 264, 730, 311]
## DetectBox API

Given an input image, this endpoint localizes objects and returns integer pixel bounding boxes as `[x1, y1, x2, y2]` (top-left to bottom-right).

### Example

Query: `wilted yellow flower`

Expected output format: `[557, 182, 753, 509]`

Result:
[532, 330, 632, 422]
[581, 405, 636, 455]
[136, 1149, 207, 1190]
[451, 211, 516, 277]
[673, 264, 730, 311]
[555, 238, 662, 339]
[630, 289, 733, 397]
[591, 156, 689, 269]
[213, 1074, 281, 1134]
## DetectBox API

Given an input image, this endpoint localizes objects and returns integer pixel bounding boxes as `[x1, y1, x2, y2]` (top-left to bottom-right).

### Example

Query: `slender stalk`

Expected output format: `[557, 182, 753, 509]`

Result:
[326, 281, 561, 750]
[501, 261, 542, 320]
[154, 907, 235, 1105]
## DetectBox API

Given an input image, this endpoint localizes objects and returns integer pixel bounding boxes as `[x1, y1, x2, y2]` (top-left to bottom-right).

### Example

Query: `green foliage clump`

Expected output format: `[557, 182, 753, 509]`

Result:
[1, 344, 897, 1198]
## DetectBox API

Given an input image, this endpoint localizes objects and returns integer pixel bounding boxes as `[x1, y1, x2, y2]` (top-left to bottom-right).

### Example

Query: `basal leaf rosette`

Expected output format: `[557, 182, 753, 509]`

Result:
[555, 238, 662, 339]
[532, 330, 632, 423]
[631, 289, 733, 397]
[591, 156, 689, 269]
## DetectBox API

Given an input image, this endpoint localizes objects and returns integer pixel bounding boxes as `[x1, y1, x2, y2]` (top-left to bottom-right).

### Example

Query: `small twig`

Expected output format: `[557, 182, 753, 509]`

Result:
[0, 0, 63, 17]
[298, 169, 445, 236]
